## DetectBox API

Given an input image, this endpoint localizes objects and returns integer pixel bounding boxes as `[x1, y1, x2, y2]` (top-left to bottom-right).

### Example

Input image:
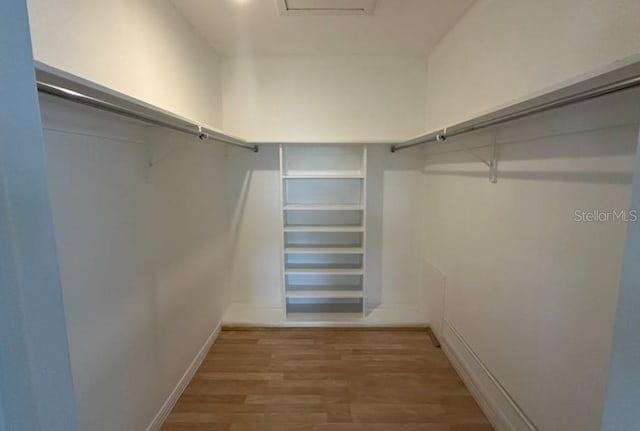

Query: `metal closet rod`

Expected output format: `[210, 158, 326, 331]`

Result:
[391, 74, 640, 153]
[37, 81, 259, 153]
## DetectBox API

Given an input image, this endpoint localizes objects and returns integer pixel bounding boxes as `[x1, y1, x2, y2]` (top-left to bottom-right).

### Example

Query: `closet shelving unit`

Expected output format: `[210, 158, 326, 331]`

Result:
[280, 145, 367, 321]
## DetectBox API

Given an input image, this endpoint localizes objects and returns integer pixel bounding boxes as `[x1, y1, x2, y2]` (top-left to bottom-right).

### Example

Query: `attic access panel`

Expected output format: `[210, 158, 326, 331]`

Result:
[276, 0, 377, 16]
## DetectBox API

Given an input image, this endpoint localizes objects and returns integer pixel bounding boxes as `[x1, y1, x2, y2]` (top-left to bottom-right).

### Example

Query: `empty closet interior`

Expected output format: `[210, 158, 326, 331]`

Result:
[5, 1, 640, 431]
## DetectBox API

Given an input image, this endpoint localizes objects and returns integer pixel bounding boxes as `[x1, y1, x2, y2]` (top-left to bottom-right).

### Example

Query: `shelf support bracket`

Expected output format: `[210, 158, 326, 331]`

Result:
[457, 136, 498, 183]
[489, 138, 499, 183]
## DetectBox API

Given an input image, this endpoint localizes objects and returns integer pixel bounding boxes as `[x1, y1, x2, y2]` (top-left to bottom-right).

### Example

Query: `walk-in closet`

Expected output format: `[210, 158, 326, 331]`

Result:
[2, 1, 640, 431]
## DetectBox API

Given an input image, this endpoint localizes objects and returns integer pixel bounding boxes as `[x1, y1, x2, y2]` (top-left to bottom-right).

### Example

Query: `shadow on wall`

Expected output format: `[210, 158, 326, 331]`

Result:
[228, 168, 254, 259]
[226, 144, 279, 251]
[225, 144, 283, 308]
[422, 88, 640, 183]
[365, 144, 425, 316]
[365, 145, 384, 313]
[422, 259, 447, 340]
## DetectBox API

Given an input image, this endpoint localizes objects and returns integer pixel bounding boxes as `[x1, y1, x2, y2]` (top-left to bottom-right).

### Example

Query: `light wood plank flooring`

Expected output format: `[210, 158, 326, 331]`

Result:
[160, 328, 493, 431]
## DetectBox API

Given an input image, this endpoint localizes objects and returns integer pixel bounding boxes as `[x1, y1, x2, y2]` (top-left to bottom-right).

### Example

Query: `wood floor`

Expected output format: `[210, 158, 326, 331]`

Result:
[160, 328, 493, 431]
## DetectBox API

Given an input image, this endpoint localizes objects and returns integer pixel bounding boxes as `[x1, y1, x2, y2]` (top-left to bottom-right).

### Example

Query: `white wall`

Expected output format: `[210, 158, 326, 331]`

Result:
[26, 0, 223, 127]
[223, 144, 425, 325]
[421, 89, 640, 430]
[420, 2, 640, 428]
[365, 145, 425, 321]
[40, 96, 230, 431]
[425, 0, 640, 130]
[222, 56, 427, 142]
[225, 144, 283, 323]
[221, 56, 429, 322]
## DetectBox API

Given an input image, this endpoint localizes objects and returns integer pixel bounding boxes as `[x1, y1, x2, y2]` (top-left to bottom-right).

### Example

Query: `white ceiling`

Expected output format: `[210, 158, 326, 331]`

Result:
[170, 0, 475, 56]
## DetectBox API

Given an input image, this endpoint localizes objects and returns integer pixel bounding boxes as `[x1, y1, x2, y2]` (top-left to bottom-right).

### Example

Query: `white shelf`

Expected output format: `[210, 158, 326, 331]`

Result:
[284, 204, 364, 211]
[285, 246, 363, 254]
[286, 284, 362, 291]
[283, 175, 364, 179]
[285, 169, 363, 177]
[280, 145, 367, 322]
[284, 225, 364, 232]
[284, 266, 364, 275]
[286, 312, 364, 322]
[285, 290, 363, 299]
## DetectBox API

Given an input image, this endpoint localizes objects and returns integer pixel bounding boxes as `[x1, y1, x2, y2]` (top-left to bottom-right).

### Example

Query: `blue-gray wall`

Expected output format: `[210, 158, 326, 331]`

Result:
[0, 0, 78, 429]
[602, 132, 640, 430]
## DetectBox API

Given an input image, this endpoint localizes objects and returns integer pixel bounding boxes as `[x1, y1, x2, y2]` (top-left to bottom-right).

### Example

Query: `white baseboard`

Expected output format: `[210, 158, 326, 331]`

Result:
[145, 322, 222, 431]
[441, 319, 538, 431]
[222, 303, 427, 327]
[223, 304, 285, 325]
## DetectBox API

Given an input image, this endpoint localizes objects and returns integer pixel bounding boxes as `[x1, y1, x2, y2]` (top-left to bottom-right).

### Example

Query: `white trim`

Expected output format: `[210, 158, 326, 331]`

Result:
[279, 144, 287, 322]
[361, 145, 368, 319]
[145, 322, 222, 431]
[275, 0, 377, 16]
[441, 319, 538, 431]
[224, 321, 428, 328]
[223, 304, 427, 327]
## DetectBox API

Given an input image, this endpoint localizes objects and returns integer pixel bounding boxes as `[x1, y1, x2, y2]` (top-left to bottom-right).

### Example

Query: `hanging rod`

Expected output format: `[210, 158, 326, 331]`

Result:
[391, 73, 640, 153]
[37, 81, 259, 153]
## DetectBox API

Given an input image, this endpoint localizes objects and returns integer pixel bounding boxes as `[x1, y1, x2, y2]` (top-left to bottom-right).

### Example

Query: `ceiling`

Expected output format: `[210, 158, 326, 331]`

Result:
[170, 0, 475, 56]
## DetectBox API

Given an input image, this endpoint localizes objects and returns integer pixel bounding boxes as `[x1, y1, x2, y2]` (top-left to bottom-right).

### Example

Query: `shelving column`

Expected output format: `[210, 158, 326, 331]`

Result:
[280, 145, 367, 322]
